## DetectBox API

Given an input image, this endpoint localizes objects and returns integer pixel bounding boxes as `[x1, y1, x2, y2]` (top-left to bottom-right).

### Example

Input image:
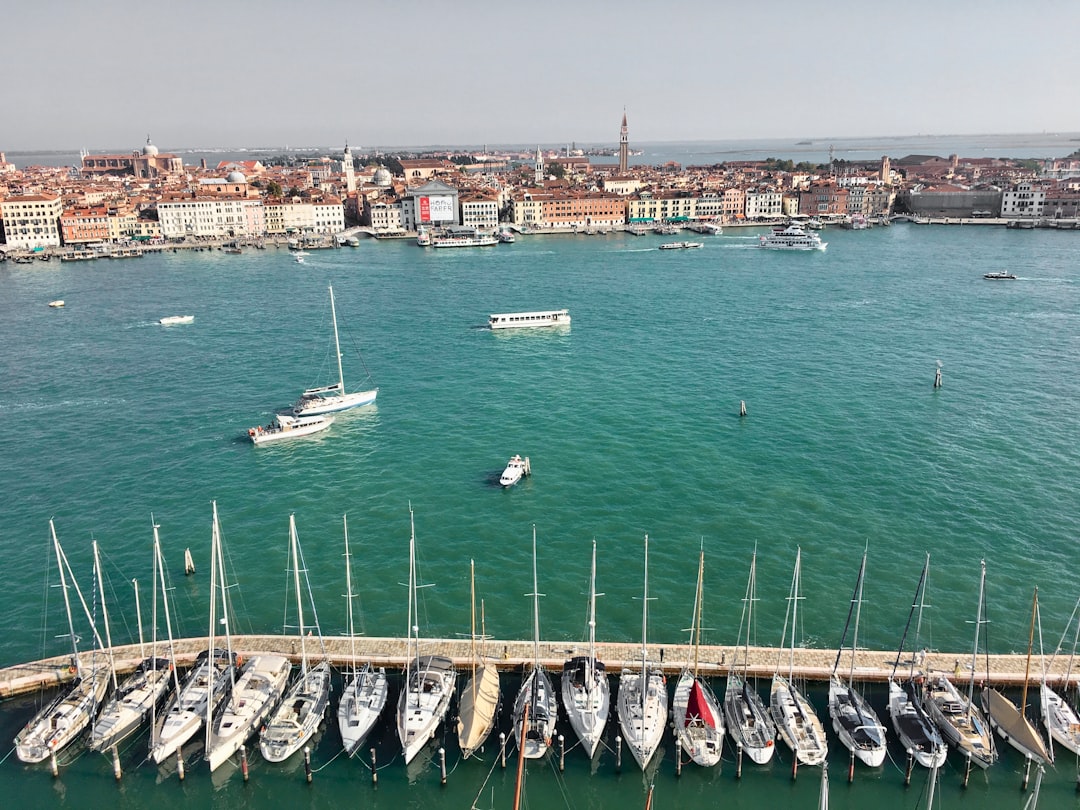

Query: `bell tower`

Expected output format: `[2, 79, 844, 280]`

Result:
[618, 109, 629, 174]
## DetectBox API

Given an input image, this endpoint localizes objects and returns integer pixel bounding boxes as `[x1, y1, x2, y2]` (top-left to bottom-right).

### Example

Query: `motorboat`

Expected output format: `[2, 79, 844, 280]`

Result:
[497, 229, 516, 243]
[488, 309, 571, 330]
[159, 315, 194, 325]
[48, 300, 65, 308]
[248, 413, 334, 444]
[658, 241, 703, 250]
[500, 454, 530, 487]
[759, 224, 827, 251]
[983, 271, 1017, 280]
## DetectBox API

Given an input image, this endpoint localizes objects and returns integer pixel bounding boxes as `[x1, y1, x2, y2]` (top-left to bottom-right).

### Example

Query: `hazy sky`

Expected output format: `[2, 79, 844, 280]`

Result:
[5, 0, 1078, 151]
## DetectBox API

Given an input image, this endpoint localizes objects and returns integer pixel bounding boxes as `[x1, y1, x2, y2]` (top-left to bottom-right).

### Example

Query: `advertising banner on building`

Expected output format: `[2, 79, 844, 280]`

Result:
[418, 195, 455, 223]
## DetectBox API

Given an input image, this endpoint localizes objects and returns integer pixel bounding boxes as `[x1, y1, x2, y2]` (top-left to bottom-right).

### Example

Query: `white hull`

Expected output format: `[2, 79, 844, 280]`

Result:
[513, 667, 559, 759]
[828, 676, 887, 767]
[561, 658, 609, 759]
[260, 661, 332, 763]
[770, 674, 827, 766]
[206, 654, 291, 772]
[431, 236, 498, 248]
[673, 671, 724, 767]
[887, 679, 947, 769]
[158, 315, 194, 325]
[249, 413, 333, 444]
[292, 387, 378, 417]
[759, 224, 826, 251]
[149, 649, 234, 763]
[922, 675, 996, 769]
[396, 656, 456, 764]
[723, 673, 776, 764]
[489, 309, 571, 330]
[1041, 683, 1080, 756]
[338, 665, 389, 757]
[15, 664, 111, 763]
[89, 657, 173, 752]
[458, 663, 500, 759]
[616, 667, 668, 769]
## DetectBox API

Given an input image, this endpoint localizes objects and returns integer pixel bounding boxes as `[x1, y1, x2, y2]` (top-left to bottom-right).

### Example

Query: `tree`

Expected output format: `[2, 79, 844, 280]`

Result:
[266, 180, 283, 197]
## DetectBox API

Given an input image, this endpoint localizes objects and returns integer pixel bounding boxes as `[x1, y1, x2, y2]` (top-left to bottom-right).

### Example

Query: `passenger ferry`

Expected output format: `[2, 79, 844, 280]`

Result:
[489, 309, 571, 330]
[431, 226, 498, 248]
[759, 224, 827, 251]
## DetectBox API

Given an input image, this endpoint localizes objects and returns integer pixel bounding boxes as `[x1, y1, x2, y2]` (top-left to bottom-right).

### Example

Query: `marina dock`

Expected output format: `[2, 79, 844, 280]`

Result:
[0, 634, 1070, 699]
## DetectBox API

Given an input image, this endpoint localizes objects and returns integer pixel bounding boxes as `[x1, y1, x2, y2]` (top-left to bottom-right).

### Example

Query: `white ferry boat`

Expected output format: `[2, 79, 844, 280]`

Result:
[488, 309, 571, 330]
[759, 224, 827, 251]
[659, 241, 703, 250]
[431, 226, 498, 248]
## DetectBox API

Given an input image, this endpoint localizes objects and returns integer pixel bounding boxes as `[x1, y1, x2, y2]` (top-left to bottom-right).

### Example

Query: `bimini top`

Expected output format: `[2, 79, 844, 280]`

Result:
[489, 309, 570, 329]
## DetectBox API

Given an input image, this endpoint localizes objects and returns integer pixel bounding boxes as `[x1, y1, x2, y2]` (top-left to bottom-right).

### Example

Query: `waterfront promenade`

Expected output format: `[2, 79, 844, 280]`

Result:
[1, 635, 1069, 699]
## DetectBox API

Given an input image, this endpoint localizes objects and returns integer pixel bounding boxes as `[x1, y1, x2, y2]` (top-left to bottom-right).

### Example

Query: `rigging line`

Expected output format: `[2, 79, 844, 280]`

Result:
[310, 746, 345, 772]
[469, 746, 505, 810]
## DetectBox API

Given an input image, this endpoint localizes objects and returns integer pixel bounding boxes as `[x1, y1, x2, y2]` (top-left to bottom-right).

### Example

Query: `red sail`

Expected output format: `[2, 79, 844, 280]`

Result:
[685, 679, 716, 728]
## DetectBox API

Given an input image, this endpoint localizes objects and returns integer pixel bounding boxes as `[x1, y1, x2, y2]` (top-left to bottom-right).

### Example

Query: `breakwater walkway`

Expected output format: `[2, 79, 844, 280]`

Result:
[1, 636, 1070, 699]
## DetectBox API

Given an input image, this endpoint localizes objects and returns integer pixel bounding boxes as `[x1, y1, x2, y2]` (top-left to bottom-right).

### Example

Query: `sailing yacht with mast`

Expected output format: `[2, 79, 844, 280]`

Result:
[672, 544, 724, 767]
[205, 505, 291, 773]
[260, 515, 333, 762]
[923, 559, 996, 769]
[828, 550, 888, 767]
[89, 522, 174, 752]
[292, 284, 378, 416]
[149, 508, 235, 764]
[458, 559, 500, 759]
[769, 548, 827, 766]
[337, 514, 388, 757]
[14, 521, 112, 763]
[396, 507, 457, 765]
[723, 548, 776, 765]
[1040, 592, 1080, 755]
[980, 586, 1052, 765]
[887, 554, 947, 769]
[512, 526, 558, 759]
[617, 535, 668, 770]
[561, 539, 610, 759]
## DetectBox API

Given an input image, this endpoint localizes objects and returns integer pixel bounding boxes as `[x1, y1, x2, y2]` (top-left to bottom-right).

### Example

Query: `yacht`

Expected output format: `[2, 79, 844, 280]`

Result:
[983, 271, 1017, 280]
[248, 413, 334, 444]
[431, 226, 498, 248]
[499, 454, 530, 487]
[488, 309, 570, 330]
[759, 224, 827, 251]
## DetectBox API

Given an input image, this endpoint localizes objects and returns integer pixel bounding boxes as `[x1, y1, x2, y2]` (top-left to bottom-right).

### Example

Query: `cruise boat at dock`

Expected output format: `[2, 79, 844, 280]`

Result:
[431, 226, 498, 248]
[759, 224, 827, 251]
[488, 309, 571, 330]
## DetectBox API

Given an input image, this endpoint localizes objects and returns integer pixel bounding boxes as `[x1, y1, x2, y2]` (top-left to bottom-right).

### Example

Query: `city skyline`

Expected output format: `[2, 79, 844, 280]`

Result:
[4, 0, 1079, 151]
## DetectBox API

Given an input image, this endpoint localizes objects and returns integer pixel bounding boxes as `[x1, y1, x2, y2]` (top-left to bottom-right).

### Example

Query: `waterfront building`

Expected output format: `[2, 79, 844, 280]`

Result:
[459, 191, 500, 231]
[744, 187, 783, 219]
[1001, 181, 1047, 218]
[400, 180, 460, 231]
[0, 191, 63, 249]
[694, 193, 725, 220]
[1043, 185, 1080, 219]
[722, 187, 746, 220]
[399, 158, 455, 183]
[510, 190, 624, 230]
[80, 136, 183, 179]
[799, 180, 850, 217]
[312, 196, 345, 233]
[60, 206, 112, 244]
[363, 196, 405, 233]
[603, 176, 645, 196]
[627, 190, 698, 223]
[157, 195, 264, 239]
[901, 184, 1003, 218]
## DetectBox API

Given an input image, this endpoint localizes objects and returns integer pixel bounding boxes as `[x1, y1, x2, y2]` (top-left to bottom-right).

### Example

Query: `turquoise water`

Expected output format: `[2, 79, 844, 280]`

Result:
[1, 225, 1079, 807]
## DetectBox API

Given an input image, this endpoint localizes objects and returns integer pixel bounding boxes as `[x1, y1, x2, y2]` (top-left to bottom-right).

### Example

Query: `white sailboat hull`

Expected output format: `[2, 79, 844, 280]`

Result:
[206, 654, 291, 772]
[561, 657, 610, 759]
[828, 675, 888, 767]
[293, 388, 378, 417]
[887, 678, 947, 769]
[338, 665, 389, 757]
[923, 675, 996, 768]
[723, 673, 776, 764]
[149, 650, 234, 763]
[259, 661, 332, 763]
[1041, 682, 1080, 756]
[513, 667, 558, 759]
[770, 674, 827, 766]
[15, 664, 111, 763]
[673, 670, 724, 767]
[616, 667, 668, 769]
[89, 657, 173, 752]
[396, 655, 456, 765]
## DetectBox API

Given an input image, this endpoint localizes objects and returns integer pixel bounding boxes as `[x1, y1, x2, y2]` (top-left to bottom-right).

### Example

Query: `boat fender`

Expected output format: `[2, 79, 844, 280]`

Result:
[248, 428, 256, 437]
[68, 664, 77, 675]
[236, 655, 243, 667]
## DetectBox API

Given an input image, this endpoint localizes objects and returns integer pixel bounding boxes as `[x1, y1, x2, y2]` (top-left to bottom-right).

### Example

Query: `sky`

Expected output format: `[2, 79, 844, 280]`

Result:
[4, 0, 1079, 152]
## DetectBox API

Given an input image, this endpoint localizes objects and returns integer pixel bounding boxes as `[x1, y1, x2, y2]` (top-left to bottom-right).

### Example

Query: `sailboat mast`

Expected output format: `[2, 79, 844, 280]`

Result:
[1021, 588, 1037, 716]
[329, 284, 346, 395]
[290, 515, 307, 675]
[893, 555, 929, 681]
[789, 548, 801, 683]
[93, 540, 118, 692]
[343, 515, 356, 678]
[153, 522, 181, 694]
[205, 502, 220, 751]
[134, 579, 145, 659]
[470, 559, 477, 704]
[532, 526, 540, 669]
[848, 551, 867, 686]
[50, 521, 80, 672]
[213, 502, 236, 696]
[406, 506, 416, 680]
[745, 550, 756, 678]
[642, 534, 650, 716]
[693, 546, 704, 677]
[588, 539, 598, 677]
[967, 560, 986, 705]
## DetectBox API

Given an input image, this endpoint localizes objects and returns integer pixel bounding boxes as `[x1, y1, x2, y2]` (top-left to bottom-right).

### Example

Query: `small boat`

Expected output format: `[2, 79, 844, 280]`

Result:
[983, 271, 1017, 280]
[500, 454, 530, 487]
[497, 228, 516, 243]
[248, 413, 334, 444]
[48, 300, 65, 308]
[561, 540, 609, 759]
[159, 315, 194, 325]
[658, 241, 703, 250]
[293, 251, 309, 264]
[512, 526, 558, 759]
[338, 515, 388, 757]
[292, 285, 378, 416]
[223, 247, 242, 255]
[415, 228, 432, 247]
[488, 309, 571, 330]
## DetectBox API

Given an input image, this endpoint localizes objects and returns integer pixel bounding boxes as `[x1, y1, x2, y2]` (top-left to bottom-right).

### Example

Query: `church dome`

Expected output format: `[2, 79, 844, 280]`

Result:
[142, 135, 159, 156]
[226, 171, 246, 183]
[373, 167, 392, 186]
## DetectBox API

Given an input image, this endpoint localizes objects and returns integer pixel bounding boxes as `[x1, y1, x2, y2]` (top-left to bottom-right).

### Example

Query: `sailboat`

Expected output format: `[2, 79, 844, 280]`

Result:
[672, 544, 724, 767]
[14, 521, 112, 763]
[886, 553, 947, 769]
[617, 534, 668, 770]
[980, 586, 1052, 765]
[458, 559, 500, 759]
[205, 504, 292, 773]
[396, 506, 457, 765]
[337, 514, 388, 757]
[292, 284, 378, 416]
[149, 507, 235, 764]
[828, 549, 888, 767]
[89, 522, 174, 752]
[561, 539, 610, 759]
[512, 525, 558, 759]
[923, 559, 996, 769]
[723, 547, 776, 765]
[769, 547, 827, 766]
[1040, 592, 1080, 755]
[260, 514, 333, 762]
